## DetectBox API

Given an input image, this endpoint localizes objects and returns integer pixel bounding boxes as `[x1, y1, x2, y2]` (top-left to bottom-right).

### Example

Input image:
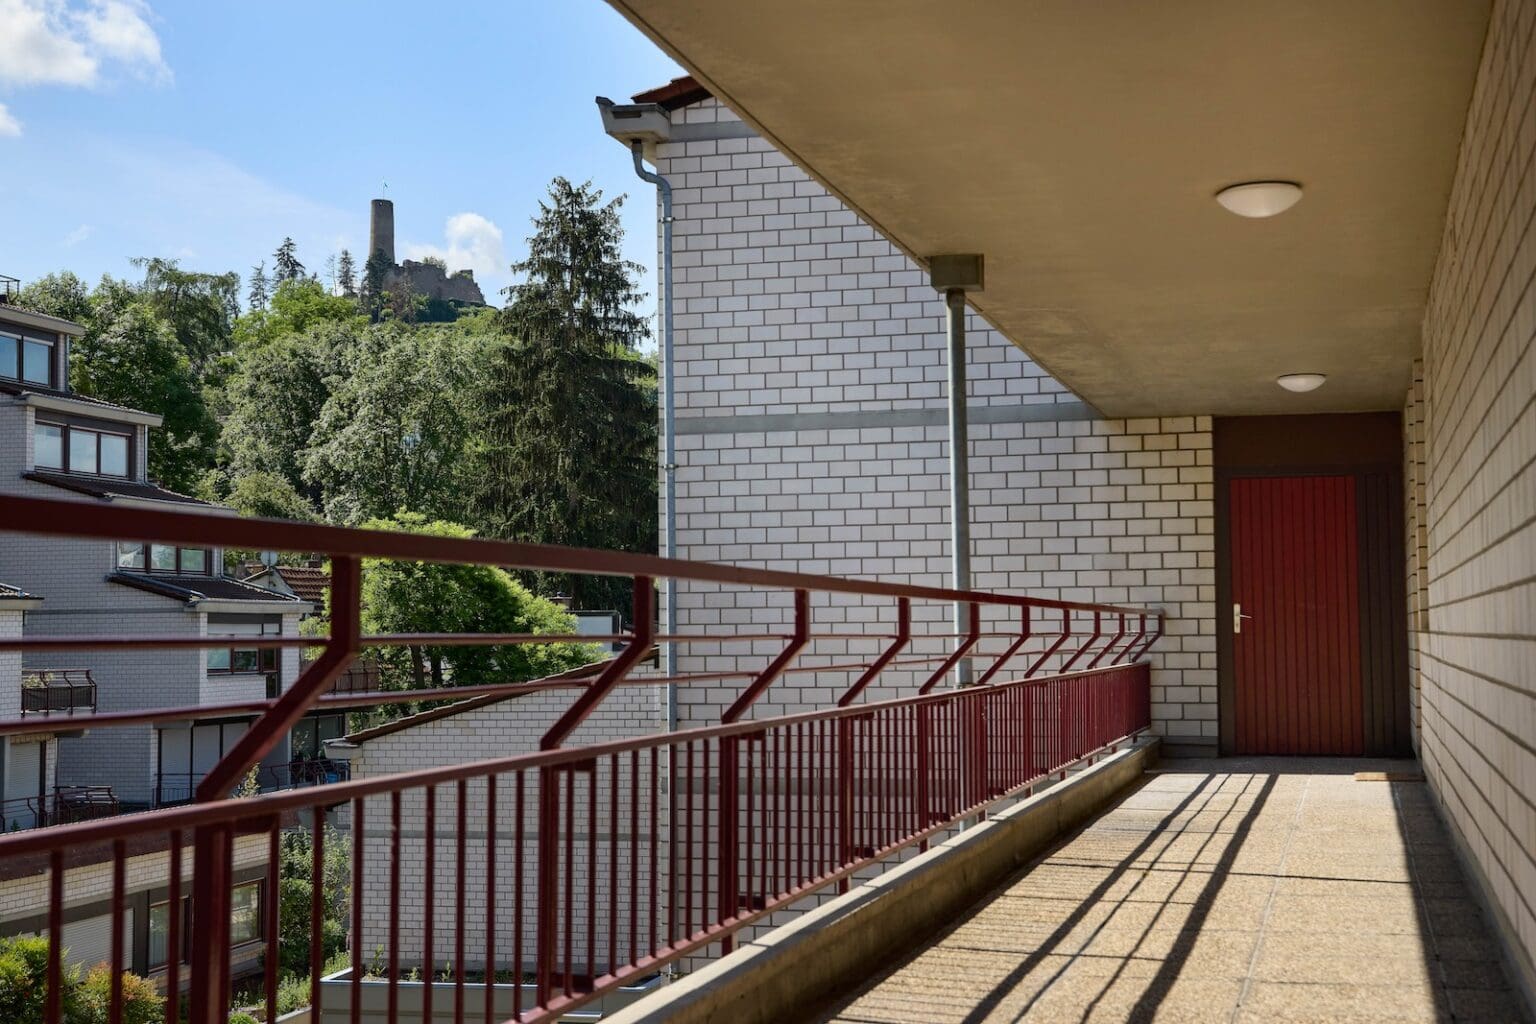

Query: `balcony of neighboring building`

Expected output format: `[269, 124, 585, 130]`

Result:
[19, 668, 97, 716]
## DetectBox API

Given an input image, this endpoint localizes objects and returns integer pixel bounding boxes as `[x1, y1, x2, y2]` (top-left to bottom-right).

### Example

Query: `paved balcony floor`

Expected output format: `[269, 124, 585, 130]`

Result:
[822, 758, 1529, 1023]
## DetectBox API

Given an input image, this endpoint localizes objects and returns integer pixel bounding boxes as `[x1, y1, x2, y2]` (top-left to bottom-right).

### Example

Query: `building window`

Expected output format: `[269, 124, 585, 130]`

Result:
[229, 882, 261, 945]
[148, 899, 188, 969]
[116, 543, 213, 576]
[34, 423, 63, 470]
[2, 330, 54, 387]
[34, 420, 131, 478]
[206, 617, 281, 675]
[22, 338, 52, 385]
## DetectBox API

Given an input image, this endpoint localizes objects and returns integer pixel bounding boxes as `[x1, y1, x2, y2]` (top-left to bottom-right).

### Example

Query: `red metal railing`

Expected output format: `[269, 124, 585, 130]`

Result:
[0, 494, 1159, 1024]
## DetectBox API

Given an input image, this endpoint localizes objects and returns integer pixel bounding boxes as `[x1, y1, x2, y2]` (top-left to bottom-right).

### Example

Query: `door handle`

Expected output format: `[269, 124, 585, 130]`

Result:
[1234, 603, 1253, 634]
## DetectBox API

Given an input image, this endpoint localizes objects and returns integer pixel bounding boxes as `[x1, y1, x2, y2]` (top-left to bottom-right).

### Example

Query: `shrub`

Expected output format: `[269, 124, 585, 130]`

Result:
[72, 964, 163, 1024]
[228, 1014, 259, 1024]
[0, 936, 75, 1024]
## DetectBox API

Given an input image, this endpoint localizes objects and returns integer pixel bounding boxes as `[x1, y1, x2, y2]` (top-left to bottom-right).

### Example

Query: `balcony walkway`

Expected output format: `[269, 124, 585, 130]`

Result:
[821, 758, 1528, 1024]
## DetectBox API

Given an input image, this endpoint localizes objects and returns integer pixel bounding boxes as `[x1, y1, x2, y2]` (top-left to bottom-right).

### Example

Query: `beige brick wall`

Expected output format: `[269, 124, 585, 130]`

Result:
[656, 99, 1216, 747]
[1416, 0, 1536, 984]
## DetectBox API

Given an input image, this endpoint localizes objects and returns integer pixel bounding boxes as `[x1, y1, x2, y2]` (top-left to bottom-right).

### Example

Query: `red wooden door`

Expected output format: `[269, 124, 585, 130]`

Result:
[1230, 475, 1363, 755]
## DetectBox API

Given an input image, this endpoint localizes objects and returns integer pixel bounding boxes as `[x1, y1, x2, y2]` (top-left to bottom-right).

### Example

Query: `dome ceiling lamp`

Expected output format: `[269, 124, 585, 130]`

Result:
[1216, 181, 1304, 218]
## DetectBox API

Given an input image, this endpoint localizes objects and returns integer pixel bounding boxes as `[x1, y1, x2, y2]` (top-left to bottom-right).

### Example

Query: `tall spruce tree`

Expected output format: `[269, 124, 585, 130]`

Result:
[360, 250, 391, 323]
[273, 238, 305, 282]
[472, 178, 657, 608]
[337, 249, 357, 297]
[248, 261, 269, 311]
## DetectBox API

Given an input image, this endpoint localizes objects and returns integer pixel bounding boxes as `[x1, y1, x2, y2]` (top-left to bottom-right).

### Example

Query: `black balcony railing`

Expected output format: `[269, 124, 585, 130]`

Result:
[155, 757, 352, 807]
[1, 786, 120, 831]
[20, 669, 98, 715]
[0, 274, 19, 304]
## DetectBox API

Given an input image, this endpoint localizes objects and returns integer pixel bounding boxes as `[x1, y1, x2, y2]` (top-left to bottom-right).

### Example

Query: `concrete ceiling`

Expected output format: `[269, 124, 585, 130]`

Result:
[607, 1, 1490, 416]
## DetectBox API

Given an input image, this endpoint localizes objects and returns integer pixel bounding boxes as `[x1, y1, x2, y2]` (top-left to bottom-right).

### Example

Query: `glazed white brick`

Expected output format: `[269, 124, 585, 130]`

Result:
[1413, 0, 1536, 979]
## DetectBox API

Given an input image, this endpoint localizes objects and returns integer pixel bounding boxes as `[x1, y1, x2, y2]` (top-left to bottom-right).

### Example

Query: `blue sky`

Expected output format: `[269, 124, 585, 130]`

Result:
[0, 1, 682, 314]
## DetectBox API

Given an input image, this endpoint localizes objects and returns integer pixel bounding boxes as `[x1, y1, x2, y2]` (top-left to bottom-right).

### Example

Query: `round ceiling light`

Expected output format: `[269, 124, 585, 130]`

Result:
[1276, 373, 1327, 393]
[1216, 181, 1303, 218]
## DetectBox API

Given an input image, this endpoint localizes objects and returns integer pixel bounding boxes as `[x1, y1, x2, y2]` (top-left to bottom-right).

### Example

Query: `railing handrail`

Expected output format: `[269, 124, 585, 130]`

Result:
[0, 494, 1153, 617]
[0, 660, 1141, 858]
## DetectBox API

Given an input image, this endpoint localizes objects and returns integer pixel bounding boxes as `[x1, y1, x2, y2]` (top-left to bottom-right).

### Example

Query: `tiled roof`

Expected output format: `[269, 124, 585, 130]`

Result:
[109, 573, 308, 604]
[267, 565, 329, 604]
[24, 471, 215, 506]
[0, 378, 154, 417]
[631, 75, 712, 110]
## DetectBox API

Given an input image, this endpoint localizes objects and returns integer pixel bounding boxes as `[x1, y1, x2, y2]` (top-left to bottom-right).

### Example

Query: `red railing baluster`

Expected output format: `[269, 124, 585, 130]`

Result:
[423, 786, 435, 1024]
[309, 807, 323, 1022]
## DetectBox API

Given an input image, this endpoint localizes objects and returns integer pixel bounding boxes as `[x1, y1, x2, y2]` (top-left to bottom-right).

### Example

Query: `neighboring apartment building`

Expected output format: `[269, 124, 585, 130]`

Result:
[0, 299, 293, 988]
[0, 301, 312, 810]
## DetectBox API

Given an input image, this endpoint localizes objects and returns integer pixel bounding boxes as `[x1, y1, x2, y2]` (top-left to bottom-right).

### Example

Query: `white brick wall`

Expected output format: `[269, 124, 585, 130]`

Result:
[1415, 0, 1536, 985]
[340, 686, 665, 970]
[655, 99, 1217, 745]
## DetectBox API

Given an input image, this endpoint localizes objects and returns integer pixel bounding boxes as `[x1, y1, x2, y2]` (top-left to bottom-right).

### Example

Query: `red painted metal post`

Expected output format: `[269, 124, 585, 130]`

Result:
[1024, 609, 1073, 677]
[1087, 614, 1127, 670]
[975, 605, 1031, 686]
[838, 598, 910, 706]
[1059, 611, 1101, 675]
[721, 590, 810, 723]
[187, 823, 233, 1024]
[541, 580, 654, 749]
[197, 557, 363, 801]
[919, 602, 981, 694]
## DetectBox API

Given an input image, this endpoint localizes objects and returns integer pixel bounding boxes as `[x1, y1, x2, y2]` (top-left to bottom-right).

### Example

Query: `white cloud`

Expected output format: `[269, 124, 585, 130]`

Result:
[0, 103, 20, 136]
[62, 223, 92, 245]
[403, 212, 506, 282]
[0, 0, 169, 88]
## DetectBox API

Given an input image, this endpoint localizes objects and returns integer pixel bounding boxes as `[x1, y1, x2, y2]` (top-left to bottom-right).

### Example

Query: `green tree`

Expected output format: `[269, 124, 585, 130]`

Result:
[225, 471, 316, 520]
[302, 327, 474, 524]
[360, 250, 390, 323]
[470, 177, 657, 607]
[14, 271, 92, 324]
[248, 261, 269, 311]
[231, 278, 361, 352]
[71, 301, 219, 493]
[359, 513, 598, 691]
[130, 257, 240, 373]
[273, 237, 305, 283]
[337, 249, 357, 297]
[221, 321, 351, 505]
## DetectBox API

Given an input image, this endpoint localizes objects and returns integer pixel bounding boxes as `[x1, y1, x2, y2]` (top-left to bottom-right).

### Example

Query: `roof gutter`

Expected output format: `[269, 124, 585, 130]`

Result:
[598, 97, 679, 734]
[16, 392, 163, 427]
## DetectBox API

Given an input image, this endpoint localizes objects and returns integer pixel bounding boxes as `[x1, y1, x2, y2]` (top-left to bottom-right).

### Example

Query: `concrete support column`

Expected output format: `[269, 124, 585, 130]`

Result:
[929, 255, 984, 687]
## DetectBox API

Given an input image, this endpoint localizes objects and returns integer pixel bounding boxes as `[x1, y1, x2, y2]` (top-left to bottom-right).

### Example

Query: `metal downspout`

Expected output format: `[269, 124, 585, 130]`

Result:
[630, 141, 678, 732]
[945, 287, 974, 687]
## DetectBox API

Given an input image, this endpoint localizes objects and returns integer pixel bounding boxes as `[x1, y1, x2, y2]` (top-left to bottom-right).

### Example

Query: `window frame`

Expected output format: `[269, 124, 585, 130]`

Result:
[117, 542, 214, 576]
[34, 417, 133, 479]
[147, 897, 190, 970]
[228, 881, 262, 946]
[1, 328, 56, 387]
[205, 616, 281, 676]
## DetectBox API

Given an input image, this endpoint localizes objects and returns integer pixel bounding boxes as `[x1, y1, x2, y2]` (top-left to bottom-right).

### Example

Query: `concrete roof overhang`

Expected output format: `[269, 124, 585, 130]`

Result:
[607, 1, 1491, 416]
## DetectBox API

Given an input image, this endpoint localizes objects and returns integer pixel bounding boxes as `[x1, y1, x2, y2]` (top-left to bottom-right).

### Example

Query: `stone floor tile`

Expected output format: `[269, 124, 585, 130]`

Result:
[818, 761, 1529, 1024]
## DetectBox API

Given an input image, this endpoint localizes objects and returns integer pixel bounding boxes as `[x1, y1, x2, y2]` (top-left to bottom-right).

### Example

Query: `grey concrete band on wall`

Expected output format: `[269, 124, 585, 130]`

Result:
[673, 399, 1099, 436]
[666, 121, 761, 143]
